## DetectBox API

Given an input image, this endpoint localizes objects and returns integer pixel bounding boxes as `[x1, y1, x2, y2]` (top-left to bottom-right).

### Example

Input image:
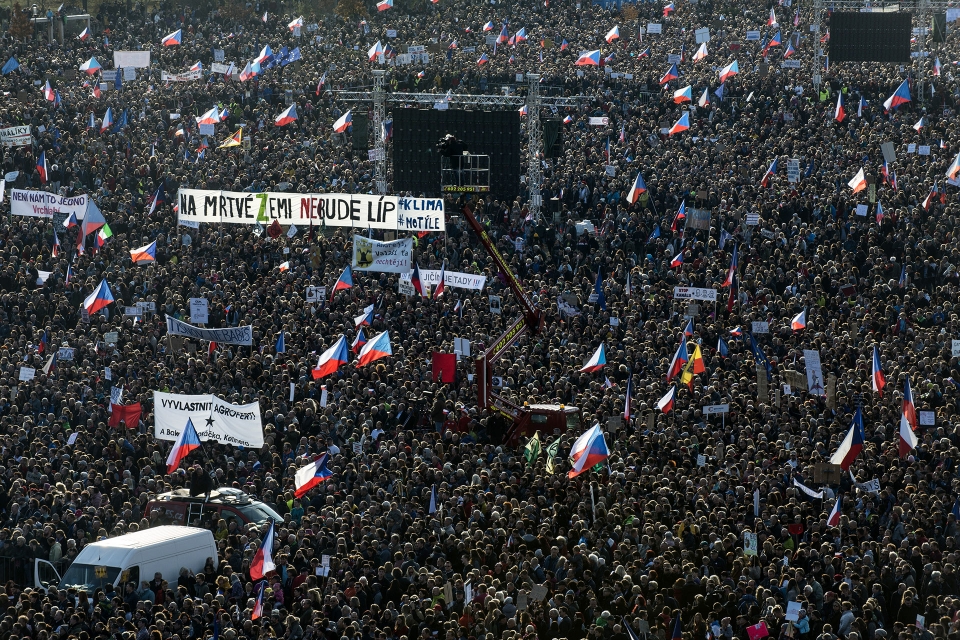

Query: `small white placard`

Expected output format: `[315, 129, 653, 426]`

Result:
[646, 23, 662, 34]
[746, 30, 762, 41]
[745, 213, 760, 226]
[908, 143, 917, 153]
[786, 602, 802, 622]
[919, 145, 931, 155]
[189, 298, 209, 324]
[919, 410, 935, 426]
[67, 432, 78, 445]
[751, 321, 769, 333]
[856, 204, 868, 216]
[199, 123, 215, 136]
[19, 366, 35, 381]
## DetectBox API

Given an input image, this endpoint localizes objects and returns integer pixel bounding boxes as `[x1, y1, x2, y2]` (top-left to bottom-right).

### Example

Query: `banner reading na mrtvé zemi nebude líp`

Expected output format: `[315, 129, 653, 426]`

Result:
[177, 188, 445, 232]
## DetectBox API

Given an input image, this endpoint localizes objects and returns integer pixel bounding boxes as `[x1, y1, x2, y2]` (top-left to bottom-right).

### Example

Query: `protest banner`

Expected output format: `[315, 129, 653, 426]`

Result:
[10, 190, 88, 219]
[399, 269, 486, 291]
[153, 392, 264, 447]
[0, 126, 31, 147]
[161, 70, 202, 82]
[165, 316, 253, 345]
[352, 235, 413, 273]
[113, 51, 151, 68]
[176, 189, 445, 232]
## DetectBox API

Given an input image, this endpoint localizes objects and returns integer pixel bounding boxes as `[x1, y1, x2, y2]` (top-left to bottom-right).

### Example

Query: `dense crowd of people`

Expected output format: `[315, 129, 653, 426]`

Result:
[0, 0, 957, 639]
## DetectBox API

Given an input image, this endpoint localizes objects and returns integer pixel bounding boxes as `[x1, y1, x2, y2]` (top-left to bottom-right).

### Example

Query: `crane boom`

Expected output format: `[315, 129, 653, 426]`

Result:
[460, 204, 546, 416]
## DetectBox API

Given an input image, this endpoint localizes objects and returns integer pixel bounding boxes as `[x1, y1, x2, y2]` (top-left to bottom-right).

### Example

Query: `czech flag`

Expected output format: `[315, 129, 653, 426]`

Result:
[698, 87, 710, 107]
[791, 308, 806, 332]
[161, 29, 182, 46]
[78, 26, 90, 41]
[666, 338, 688, 381]
[483, 21, 495, 31]
[639, 46, 651, 57]
[858, 95, 867, 117]
[623, 376, 633, 420]
[352, 328, 367, 354]
[834, 93, 845, 122]
[668, 112, 689, 135]
[605, 25, 619, 43]
[760, 158, 777, 187]
[36, 151, 48, 183]
[730, 326, 742, 337]
[498, 24, 509, 43]
[52, 230, 61, 257]
[683, 318, 694, 337]
[693, 42, 708, 62]
[377, 0, 393, 10]
[829, 406, 864, 470]
[333, 110, 352, 133]
[848, 168, 867, 193]
[165, 418, 201, 474]
[575, 50, 601, 66]
[659, 63, 679, 84]
[722, 244, 738, 287]
[100, 107, 113, 133]
[902, 375, 918, 432]
[83, 279, 114, 314]
[477, 54, 490, 65]
[410, 263, 425, 297]
[663, 2, 675, 15]
[251, 581, 266, 620]
[913, 116, 924, 131]
[784, 41, 796, 58]
[190, 61, 202, 72]
[826, 496, 842, 527]
[883, 79, 911, 111]
[294, 453, 333, 497]
[579, 344, 606, 373]
[330, 265, 353, 300]
[764, 30, 781, 55]
[197, 106, 219, 125]
[239, 61, 260, 82]
[43, 80, 55, 102]
[670, 251, 684, 268]
[627, 172, 647, 203]
[354, 304, 374, 327]
[934, 57, 942, 76]
[567, 423, 610, 478]
[518, 104, 528, 116]
[433, 263, 446, 299]
[288, 16, 304, 30]
[768, 7, 778, 25]
[673, 85, 692, 103]
[946, 151, 960, 180]
[79, 57, 101, 74]
[254, 45, 273, 65]
[719, 60, 739, 82]
[250, 520, 276, 580]
[671, 200, 686, 231]
[275, 104, 298, 126]
[357, 331, 392, 367]
[130, 241, 157, 264]
[656, 386, 676, 414]
[368, 41, 383, 61]
[515, 27, 527, 42]
[312, 336, 349, 379]
[900, 401, 919, 458]
[671, 615, 683, 640]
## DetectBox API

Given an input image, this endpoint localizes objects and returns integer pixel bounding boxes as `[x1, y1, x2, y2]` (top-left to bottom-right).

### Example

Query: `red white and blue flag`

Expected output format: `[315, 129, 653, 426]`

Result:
[161, 29, 182, 46]
[872, 346, 885, 396]
[357, 331, 392, 367]
[883, 79, 911, 111]
[627, 172, 647, 204]
[83, 279, 115, 314]
[829, 406, 864, 470]
[791, 308, 806, 331]
[252, 581, 266, 620]
[165, 417, 201, 474]
[250, 520, 276, 580]
[827, 496, 842, 526]
[666, 338, 688, 381]
[579, 344, 606, 373]
[294, 453, 333, 497]
[330, 265, 353, 301]
[902, 375, 918, 432]
[760, 158, 777, 187]
[656, 386, 676, 414]
[668, 112, 689, 135]
[352, 328, 367, 354]
[567, 423, 609, 478]
[312, 336, 349, 379]
[575, 50, 601, 66]
[722, 245, 738, 287]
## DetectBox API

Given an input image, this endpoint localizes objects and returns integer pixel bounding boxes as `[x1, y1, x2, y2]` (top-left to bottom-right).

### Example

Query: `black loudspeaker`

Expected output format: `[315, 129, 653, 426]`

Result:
[352, 112, 369, 151]
[542, 119, 563, 159]
[933, 13, 947, 43]
[829, 12, 912, 63]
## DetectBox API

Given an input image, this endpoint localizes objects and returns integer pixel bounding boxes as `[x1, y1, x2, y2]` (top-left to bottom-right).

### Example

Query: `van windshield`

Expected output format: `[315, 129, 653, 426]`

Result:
[59, 563, 121, 593]
[237, 502, 283, 524]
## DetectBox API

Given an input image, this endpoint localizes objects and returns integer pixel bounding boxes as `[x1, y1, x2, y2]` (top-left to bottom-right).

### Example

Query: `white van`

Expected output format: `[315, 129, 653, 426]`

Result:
[24, 526, 217, 594]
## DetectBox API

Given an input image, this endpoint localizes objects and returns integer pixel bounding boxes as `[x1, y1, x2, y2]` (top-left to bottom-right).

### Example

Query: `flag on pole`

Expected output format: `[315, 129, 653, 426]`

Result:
[829, 407, 864, 470]
[883, 80, 911, 111]
[826, 496, 842, 526]
[311, 336, 349, 378]
[161, 29, 182, 46]
[165, 418, 202, 473]
[294, 453, 333, 497]
[567, 424, 609, 478]
[250, 520, 276, 579]
[872, 346, 885, 396]
[579, 344, 607, 372]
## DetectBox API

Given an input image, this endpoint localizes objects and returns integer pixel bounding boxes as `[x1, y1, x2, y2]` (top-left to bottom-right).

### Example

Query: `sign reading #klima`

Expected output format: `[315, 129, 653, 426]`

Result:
[177, 188, 445, 232]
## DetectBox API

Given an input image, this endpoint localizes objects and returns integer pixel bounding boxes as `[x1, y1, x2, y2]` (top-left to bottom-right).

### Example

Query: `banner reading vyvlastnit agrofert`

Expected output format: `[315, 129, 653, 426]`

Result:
[177, 189, 445, 232]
